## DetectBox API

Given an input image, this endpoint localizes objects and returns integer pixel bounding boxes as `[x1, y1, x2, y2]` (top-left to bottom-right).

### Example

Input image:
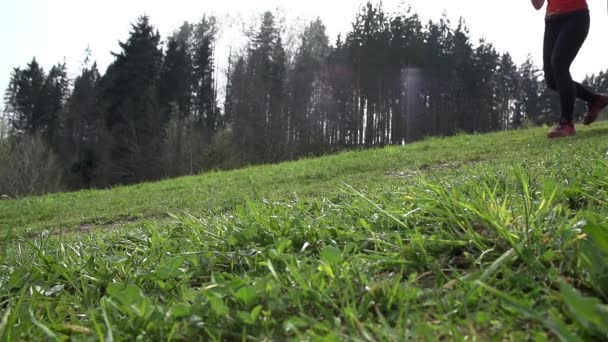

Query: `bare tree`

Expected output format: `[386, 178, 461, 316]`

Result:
[0, 133, 63, 198]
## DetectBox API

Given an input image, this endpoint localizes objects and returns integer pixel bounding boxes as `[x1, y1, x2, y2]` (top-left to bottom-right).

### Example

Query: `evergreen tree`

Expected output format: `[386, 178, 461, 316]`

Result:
[224, 48, 235, 127]
[517, 56, 542, 127]
[160, 36, 192, 124]
[268, 35, 287, 158]
[4, 58, 69, 145]
[447, 19, 474, 132]
[8, 59, 46, 135]
[192, 16, 219, 141]
[101, 15, 163, 183]
[63, 53, 103, 188]
[472, 40, 499, 131]
[290, 18, 330, 152]
[326, 35, 356, 147]
[233, 11, 285, 161]
[227, 56, 250, 150]
[39, 62, 70, 146]
[352, 2, 389, 146]
[496, 53, 519, 130]
[421, 18, 452, 135]
[388, 12, 424, 143]
[2, 69, 20, 136]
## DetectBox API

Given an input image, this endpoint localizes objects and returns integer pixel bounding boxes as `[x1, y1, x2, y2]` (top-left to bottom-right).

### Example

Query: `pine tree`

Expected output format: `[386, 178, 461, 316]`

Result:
[421, 18, 452, 135]
[290, 18, 330, 152]
[234, 11, 285, 161]
[224, 48, 234, 127]
[228, 57, 250, 150]
[9, 59, 46, 135]
[388, 12, 424, 143]
[354, 2, 388, 146]
[4, 58, 69, 146]
[192, 16, 219, 141]
[160, 36, 192, 124]
[268, 35, 286, 159]
[496, 53, 519, 130]
[472, 40, 499, 131]
[101, 15, 163, 183]
[517, 56, 542, 127]
[448, 20, 475, 132]
[3, 69, 20, 136]
[327, 35, 356, 147]
[63, 55, 103, 188]
[39, 62, 70, 146]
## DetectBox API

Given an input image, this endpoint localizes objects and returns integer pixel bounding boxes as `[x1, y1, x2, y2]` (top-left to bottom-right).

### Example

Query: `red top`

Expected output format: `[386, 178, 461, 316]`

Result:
[547, 0, 588, 16]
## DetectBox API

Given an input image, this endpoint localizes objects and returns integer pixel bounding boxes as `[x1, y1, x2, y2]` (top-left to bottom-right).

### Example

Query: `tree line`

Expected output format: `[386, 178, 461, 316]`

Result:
[2, 3, 607, 196]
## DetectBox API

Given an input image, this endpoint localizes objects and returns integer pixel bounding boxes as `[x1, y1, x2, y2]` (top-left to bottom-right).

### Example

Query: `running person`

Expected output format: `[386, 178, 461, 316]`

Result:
[532, 0, 608, 138]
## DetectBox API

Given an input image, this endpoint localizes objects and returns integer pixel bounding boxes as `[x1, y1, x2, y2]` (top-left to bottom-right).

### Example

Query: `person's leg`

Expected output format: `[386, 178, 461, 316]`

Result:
[543, 19, 559, 92]
[575, 83, 596, 103]
[551, 11, 591, 123]
[545, 16, 577, 138]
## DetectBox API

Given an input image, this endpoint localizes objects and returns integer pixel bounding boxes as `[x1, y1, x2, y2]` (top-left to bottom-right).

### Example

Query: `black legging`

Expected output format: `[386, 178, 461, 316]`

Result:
[543, 10, 596, 122]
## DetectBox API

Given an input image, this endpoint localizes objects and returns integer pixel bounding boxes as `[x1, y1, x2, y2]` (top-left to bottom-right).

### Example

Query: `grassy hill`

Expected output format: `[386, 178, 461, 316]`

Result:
[1, 124, 608, 340]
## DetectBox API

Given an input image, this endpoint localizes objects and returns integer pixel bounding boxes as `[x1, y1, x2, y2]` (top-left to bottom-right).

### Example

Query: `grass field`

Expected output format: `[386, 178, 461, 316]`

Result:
[1, 124, 608, 340]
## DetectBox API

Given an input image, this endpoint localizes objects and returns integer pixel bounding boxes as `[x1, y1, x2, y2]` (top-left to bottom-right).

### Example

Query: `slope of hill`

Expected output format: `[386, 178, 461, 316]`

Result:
[1, 124, 608, 340]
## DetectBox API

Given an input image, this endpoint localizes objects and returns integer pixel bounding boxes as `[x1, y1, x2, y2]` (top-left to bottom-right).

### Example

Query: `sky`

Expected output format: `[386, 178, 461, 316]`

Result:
[1, 0, 607, 108]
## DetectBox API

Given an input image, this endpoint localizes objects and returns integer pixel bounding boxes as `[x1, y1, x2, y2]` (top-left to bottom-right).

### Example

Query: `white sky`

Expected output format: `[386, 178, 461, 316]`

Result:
[1, 0, 607, 107]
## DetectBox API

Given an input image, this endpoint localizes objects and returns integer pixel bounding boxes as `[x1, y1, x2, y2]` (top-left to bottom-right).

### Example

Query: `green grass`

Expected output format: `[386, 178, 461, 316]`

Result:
[2, 124, 608, 340]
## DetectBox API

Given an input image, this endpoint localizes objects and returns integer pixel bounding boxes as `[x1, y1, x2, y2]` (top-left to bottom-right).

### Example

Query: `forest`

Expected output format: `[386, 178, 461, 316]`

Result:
[2, 3, 607, 196]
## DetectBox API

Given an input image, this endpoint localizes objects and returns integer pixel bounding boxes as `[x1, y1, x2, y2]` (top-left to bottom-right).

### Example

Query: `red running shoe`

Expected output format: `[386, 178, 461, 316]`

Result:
[547, 121, 576, 139]
[583, 94, 608, 125]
